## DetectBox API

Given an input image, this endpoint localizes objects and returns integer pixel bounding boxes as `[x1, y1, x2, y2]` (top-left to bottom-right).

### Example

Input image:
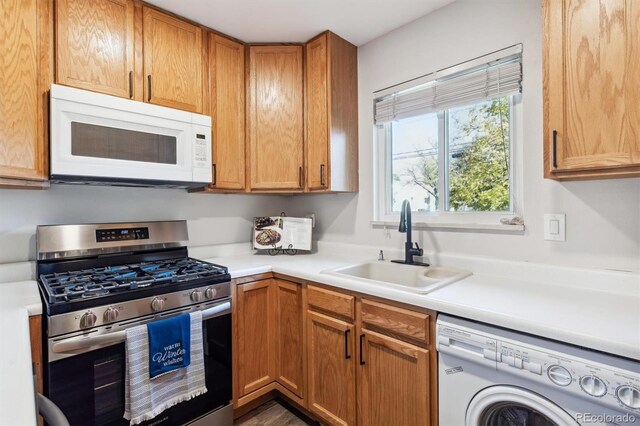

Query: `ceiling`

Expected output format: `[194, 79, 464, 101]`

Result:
[144, 0, 456, 46]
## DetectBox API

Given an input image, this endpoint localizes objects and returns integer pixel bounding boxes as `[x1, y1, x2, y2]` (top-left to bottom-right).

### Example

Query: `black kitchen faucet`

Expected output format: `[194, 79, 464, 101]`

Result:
[392, 200, 430, 266]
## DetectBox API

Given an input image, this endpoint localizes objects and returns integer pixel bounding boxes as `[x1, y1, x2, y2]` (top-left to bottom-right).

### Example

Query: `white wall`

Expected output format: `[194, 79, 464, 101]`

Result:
[0, 185, 285, 263]
[1, 0, 638, 273]
[287, 0, 640, 273]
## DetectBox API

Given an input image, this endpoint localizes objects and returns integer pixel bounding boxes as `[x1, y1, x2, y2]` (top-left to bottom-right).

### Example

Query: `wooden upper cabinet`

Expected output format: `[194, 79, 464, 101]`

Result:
[209, 34, 246, 190]
[358, 330, 430, 426]
[305, 32, 359, 192]
[0, 0, 50, 187]
[306, 35, 329, 190]
[56, 0, 135, 99]
[248, 45, 304, 190]
[143, 7, 203, 113]
[543, 0, 640, 179]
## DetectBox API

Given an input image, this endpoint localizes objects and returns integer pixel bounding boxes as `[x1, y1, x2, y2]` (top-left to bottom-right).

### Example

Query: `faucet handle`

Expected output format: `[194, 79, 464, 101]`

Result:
[414, 242, 423, 256]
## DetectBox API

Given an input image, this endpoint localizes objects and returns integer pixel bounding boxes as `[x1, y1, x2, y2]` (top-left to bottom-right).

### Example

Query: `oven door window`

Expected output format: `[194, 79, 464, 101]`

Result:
[46, 313, 231, 426]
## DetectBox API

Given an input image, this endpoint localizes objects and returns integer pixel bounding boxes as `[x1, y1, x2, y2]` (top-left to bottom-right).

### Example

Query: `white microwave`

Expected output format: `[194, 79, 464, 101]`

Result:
[50, 84, 212, 188]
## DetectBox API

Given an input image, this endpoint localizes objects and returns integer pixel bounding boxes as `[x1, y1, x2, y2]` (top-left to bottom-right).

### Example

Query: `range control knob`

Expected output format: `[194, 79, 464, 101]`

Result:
[205, 287, 217, 300]
[103, 307, 119, 323]
[579, 375, 607, 397]
[617, 385, 640, 409]
[547, 365, 572, 386]
[80, 311, 97, 328]
[191, 290, 203, 302]
[151, 297, 165, 312]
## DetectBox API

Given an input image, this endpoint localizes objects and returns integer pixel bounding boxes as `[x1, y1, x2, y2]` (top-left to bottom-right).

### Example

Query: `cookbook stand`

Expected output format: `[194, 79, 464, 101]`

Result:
[264, 212, 297, 256]
[268, 243, 297, 256]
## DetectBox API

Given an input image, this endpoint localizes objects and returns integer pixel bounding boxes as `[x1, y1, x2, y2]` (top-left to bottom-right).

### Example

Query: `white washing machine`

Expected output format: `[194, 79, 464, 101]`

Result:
[436, 315, 640, 426]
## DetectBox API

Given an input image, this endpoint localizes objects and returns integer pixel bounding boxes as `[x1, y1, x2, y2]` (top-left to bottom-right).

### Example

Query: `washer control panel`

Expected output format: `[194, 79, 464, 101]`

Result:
[495, 340, 640, 413]
[437, 317, 640, 415]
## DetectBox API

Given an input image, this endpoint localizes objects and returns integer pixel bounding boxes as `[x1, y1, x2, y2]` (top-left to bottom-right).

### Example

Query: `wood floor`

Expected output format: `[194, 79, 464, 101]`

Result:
[235, 400, 315, 426]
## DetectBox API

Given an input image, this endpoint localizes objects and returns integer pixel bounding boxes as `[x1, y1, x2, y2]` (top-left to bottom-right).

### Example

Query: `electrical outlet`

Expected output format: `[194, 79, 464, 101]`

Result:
[305, 213, 316, 228]
[544, 213, 566, 241]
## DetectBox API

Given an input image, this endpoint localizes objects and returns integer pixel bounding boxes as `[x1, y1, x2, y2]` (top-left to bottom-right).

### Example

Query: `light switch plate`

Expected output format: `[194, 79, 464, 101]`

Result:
[305, 213, 316, 228]
[544, 213, 566, 241]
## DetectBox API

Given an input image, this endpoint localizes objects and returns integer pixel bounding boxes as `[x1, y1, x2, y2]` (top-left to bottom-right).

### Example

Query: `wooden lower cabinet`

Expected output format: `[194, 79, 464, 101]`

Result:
[233, 276, 306, 409]
[233, 275, 436, 425]
[275, 279, 305, 398]
[307, 311, 356, 426]
[358, 329, 430, 426]
[29, 315, 43, 394]
[234, 279, 276, 397]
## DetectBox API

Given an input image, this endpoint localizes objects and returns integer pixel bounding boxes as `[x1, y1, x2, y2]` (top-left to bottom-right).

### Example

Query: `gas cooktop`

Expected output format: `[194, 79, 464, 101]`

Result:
[39, 257, 227, 304]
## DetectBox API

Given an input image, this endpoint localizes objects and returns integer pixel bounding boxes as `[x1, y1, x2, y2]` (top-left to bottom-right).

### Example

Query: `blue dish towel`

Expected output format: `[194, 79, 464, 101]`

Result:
[147, 313, 191, 379]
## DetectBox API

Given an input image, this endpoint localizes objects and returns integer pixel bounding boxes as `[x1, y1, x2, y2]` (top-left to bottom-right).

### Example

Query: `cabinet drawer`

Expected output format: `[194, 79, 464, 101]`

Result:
[307, 285, 355, 321]
[360, 299, 429, 345]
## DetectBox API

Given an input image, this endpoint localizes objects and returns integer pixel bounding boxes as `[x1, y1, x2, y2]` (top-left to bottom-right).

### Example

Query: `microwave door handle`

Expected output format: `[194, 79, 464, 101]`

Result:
[52, 301, 231, 354]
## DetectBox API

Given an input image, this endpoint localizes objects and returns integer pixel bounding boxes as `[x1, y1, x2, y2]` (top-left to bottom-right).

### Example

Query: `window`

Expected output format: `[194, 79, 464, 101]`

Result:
[374, 45, 523, 226]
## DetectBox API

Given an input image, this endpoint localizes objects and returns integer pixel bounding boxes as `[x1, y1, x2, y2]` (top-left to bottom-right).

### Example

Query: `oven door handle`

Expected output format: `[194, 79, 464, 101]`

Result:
[52, 301, 231, 354]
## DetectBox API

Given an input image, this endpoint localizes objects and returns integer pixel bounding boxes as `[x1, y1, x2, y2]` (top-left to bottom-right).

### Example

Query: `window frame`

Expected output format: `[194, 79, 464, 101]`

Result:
[373, 94, 523, 227]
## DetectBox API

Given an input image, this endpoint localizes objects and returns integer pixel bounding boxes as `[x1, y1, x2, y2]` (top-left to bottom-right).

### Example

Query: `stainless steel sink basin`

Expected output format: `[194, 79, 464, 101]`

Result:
[322, 261, 471, 294]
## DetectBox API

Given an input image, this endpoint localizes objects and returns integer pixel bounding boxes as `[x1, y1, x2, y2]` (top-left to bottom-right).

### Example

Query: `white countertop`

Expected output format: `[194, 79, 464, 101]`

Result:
[0, 281, 41, 426]
[1, 246, 638, 425]
[203, 250, 640, 361]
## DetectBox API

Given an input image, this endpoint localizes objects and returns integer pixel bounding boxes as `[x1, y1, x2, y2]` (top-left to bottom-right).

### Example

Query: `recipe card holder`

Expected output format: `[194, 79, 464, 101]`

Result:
[253, 212, 312, 256]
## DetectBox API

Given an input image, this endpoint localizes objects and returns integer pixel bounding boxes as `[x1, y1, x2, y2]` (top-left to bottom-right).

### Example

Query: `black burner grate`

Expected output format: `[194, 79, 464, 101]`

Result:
[39, 257, 227, 304]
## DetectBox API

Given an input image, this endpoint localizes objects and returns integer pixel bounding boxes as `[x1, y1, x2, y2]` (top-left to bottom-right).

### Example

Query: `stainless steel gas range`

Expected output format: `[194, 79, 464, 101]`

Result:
[36, 221, 232, 426]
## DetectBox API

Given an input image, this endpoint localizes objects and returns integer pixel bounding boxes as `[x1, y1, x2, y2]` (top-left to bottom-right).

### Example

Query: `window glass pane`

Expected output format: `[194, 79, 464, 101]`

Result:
[390, 113, 439, 213]
[447, 97, 511, 212]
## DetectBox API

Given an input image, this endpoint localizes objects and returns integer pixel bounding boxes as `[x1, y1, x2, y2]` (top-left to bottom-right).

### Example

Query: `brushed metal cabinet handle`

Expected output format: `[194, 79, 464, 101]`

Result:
[147, 75, 152, 101]
[359, 333, 365, 365]
[320, 164, 326, 187]
[299, 166, 303, 188]
[212, 164, 217, 186]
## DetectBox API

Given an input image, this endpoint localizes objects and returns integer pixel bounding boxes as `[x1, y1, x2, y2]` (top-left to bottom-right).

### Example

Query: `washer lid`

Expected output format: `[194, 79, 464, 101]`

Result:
[466, 386, 579, 426]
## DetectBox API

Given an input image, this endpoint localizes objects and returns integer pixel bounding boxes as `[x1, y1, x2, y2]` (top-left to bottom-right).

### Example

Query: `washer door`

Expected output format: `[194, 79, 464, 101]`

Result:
[466, 386, 579, 426]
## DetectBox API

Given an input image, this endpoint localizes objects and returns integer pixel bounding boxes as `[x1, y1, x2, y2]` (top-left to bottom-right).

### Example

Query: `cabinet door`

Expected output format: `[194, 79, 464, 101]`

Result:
[0, 0, 48, 183]
[275, 280, 304, 398]
[56, 0, 134, 99]
[235, 280, 276, 397]
[307, 311, 356, 426]
[210, 34, 245, 189]
[544, 0, 640, 177]
[358, 330, 430, 426]
[248, 46, 304, 190]
[306, 34, 329, 190]
[143, 7, 202, 113]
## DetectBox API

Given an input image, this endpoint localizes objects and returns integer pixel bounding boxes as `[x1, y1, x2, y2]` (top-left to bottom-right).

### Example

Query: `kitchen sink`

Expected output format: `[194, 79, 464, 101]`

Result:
[322, 261, 471, 294]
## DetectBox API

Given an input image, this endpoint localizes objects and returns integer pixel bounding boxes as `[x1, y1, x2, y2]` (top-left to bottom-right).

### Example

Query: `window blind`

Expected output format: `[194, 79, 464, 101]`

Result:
[374, 47, 522, 124]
